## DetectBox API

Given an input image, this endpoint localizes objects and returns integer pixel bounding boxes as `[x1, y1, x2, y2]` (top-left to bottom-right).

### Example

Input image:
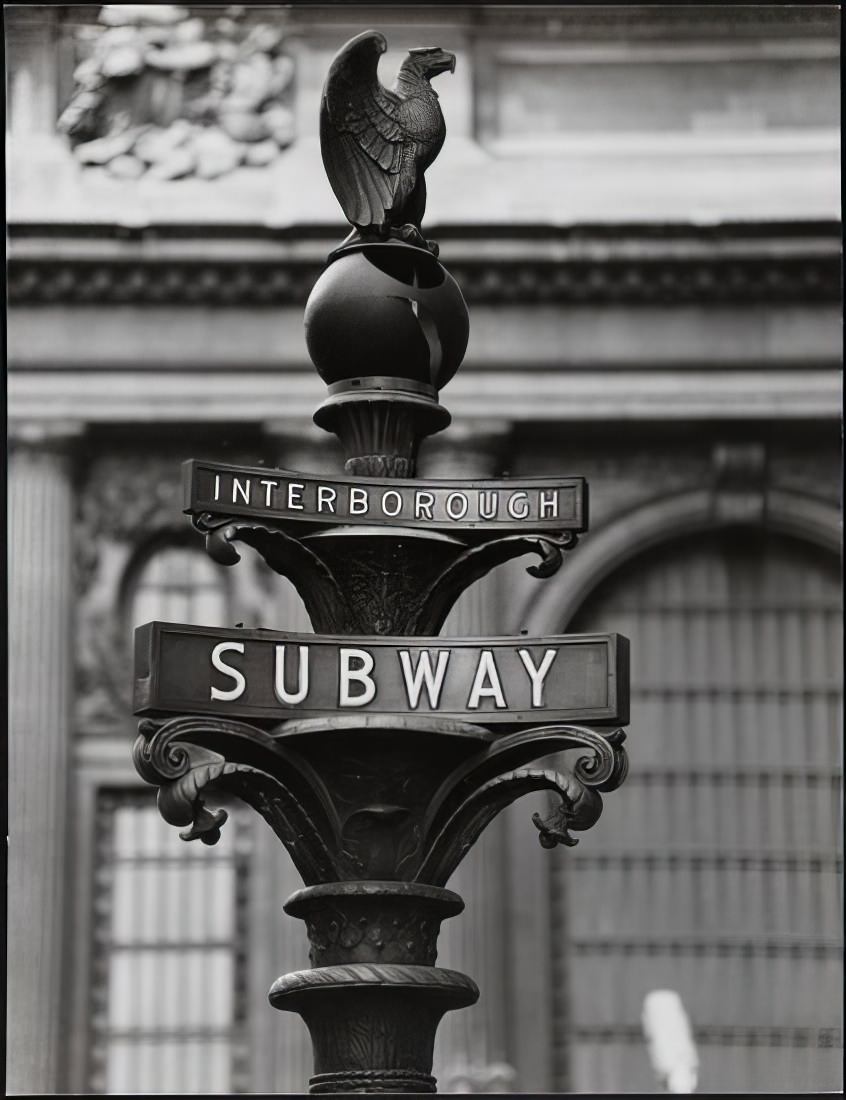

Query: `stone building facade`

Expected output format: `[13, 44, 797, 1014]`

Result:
[7, 4, 842, 1094]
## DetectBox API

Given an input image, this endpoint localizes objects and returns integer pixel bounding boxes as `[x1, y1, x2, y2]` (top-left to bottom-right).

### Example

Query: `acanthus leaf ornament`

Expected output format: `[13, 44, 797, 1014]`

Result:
[133, 714, 347, 883]
[191, 512, 579, 636]
[414, 765, 601, 887]
[134, 714, 626, 887]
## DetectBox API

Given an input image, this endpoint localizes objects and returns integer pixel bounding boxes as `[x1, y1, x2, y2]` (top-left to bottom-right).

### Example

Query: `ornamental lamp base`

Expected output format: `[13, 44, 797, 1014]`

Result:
[270, 881, 479, 1093]
[313, 380, 451, 478]
[270, 963, 479, 1094]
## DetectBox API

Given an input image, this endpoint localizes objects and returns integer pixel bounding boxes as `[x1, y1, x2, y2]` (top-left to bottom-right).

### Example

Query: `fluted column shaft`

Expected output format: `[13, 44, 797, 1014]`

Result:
[420, 421, 517, 1093]
[7, 420, 82, 1093]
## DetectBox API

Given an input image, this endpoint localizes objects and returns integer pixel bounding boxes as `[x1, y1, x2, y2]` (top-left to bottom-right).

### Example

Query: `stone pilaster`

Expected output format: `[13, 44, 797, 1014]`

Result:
[5, 7, 60, 136]
[7, 419, 84, 1093]
[420, 421, 518, 1093]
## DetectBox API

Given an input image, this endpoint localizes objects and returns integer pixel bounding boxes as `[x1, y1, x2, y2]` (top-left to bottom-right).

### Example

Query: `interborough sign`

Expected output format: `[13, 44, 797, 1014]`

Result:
[134, 622, 629, 727]
[133, 460, 630, 733]
[183, 459, 588, 533]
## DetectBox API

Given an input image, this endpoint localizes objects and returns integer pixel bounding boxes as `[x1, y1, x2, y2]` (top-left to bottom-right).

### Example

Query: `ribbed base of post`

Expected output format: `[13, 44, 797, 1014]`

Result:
[270, 963, 479, 1094]
[309, 1069, 436, 1094]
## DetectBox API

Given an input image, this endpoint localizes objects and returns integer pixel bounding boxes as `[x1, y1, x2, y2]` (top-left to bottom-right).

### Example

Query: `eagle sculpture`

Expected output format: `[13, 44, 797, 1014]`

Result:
[320, 30, 456, 255]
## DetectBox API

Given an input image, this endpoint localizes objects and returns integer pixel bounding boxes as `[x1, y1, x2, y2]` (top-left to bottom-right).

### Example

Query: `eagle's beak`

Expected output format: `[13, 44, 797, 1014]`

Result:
[428, 50, 456, 77]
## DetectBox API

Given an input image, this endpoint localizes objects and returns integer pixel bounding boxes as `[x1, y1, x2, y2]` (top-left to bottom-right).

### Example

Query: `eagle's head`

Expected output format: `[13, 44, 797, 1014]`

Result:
[403, 45, 456, 81]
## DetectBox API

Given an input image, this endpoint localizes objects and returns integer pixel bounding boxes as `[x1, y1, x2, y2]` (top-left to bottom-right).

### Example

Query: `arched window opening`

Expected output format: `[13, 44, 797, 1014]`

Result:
[127, 540, 231, 633]
[88, 790, 252, 1094]
[88, 541, 244, 1093]
[550, 531, 842, 1094]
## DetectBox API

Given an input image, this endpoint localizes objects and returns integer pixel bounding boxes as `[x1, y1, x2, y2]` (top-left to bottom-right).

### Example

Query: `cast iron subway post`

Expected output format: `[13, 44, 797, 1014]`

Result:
[132, 31, 630, 1094]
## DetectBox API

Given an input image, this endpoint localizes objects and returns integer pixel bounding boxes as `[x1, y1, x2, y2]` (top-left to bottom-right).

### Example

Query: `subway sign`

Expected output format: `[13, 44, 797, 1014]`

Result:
[183, 460, 588, 533]
[134, 622, 629, 727]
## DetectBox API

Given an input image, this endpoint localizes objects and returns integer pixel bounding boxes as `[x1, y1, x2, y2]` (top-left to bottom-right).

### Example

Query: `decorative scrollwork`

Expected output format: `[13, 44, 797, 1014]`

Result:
[415, 766, 601, 886]
[192, 512, 351, 630]
[180, 804, 229, 845]
[133, 713, 348, 883]
[135, 714, 626, 886]
[525, 531, 579, 578]
[573, 726, 629, 792]
[189, 514, 580, 635]
[411, 721, 628, 883]
[133, 723, 197, 783]
[194, 513, 244, 566]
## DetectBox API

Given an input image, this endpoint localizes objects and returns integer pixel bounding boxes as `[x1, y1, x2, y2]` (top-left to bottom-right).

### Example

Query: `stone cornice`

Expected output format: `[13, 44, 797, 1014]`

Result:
[9, 367, 841, 424]
[7, 223, 841, 307]
[271, 4, 840, 40]
[466, 4, 840, 39]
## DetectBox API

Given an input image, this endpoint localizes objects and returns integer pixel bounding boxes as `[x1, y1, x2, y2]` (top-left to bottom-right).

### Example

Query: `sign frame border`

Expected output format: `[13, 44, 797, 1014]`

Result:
[182, 458, 589, 534]
[134, 620, 629, 727]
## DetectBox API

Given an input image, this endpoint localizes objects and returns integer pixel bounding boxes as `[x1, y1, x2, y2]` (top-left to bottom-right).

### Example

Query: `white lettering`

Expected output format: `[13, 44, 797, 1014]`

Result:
[507, 492, 529, 519]
[467, 650, 507, 709]
[210, 642, 246, 702]
[287, 482, 304, 510]
[213, 474, 221, 501]
[398, 649, 451, 709]
[350, 487, 369, 515]
[446, 492, 469, 520]
[479, 491, 498, 520]
[415, 491, 435, 520]
[317, 485, 337, 514]
[260, 479, 278, 508]
[339, 648, 376, 706]
[274, 645, 309, 704]
[381, 490, 402, 517]
[539, 490, 558, 519]
[233, 478, 250, 505]
[518, 648, 558, 707]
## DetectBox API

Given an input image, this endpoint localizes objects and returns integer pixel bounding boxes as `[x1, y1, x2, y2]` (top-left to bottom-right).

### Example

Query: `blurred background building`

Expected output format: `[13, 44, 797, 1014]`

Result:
[6, 3, 842, 1094]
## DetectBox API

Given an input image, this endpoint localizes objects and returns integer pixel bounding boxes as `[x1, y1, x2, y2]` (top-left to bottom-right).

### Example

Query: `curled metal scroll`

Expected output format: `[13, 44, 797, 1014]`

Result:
[192, 512, 579, 635]
[134, 715, 627, 886]
[421, 722, 628, 847]
[415, 766, 601, 886]
[134, 714, 346, 883]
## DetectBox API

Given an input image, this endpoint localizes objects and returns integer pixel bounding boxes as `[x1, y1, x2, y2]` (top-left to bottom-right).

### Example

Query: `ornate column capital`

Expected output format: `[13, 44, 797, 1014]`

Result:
[8, 418, 85, 454]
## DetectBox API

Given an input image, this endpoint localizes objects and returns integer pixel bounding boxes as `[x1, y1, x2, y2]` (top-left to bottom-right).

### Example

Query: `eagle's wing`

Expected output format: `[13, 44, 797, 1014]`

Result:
[320, 32, 407, 228]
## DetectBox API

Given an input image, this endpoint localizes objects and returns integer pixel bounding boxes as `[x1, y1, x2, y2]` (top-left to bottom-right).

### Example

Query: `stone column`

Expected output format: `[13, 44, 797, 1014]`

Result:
[419, 420, 518, 1094]
[5, 6, 59, 136]
[7, 419, 83, 1093]
[6, 7, 79, 217]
